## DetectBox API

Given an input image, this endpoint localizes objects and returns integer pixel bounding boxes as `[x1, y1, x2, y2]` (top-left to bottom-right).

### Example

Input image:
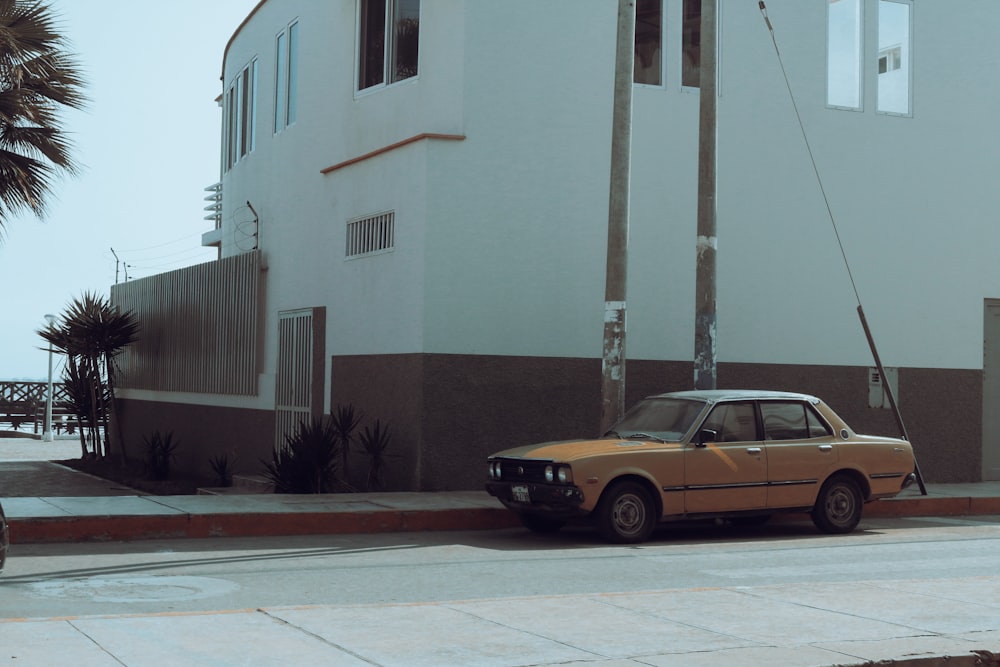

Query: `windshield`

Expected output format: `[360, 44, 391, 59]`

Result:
[606, 397, 707, 442]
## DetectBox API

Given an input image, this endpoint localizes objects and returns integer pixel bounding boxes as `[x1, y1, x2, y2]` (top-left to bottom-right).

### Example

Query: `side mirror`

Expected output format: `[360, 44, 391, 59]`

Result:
[696, 429, 718, 447]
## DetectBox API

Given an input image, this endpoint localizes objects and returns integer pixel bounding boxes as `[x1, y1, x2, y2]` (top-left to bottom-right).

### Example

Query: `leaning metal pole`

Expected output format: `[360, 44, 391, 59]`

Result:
[857, 305, 928, 495]
[693, 0, 719, 390]
[600, 0, 636, 434]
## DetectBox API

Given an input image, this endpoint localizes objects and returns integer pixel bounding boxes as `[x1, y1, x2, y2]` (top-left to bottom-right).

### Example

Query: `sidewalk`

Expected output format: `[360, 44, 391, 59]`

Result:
[1, 437, 999, 544]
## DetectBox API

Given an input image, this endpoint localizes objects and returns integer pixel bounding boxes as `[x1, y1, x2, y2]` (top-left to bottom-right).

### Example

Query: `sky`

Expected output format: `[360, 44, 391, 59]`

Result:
[0, 0, 261, 380]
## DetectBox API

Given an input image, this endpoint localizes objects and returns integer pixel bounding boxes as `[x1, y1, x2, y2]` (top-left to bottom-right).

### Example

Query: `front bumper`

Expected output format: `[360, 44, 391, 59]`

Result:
[485, 481, 586, 516]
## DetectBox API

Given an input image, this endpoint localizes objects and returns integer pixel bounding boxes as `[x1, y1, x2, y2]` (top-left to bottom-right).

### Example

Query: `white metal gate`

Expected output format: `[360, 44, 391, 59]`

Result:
[275, 309, 314, 448]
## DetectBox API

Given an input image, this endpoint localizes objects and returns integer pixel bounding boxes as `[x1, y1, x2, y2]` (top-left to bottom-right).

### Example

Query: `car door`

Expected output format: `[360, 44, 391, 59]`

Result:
[684, 401, 767, 513]
[761, 400, 839, 509]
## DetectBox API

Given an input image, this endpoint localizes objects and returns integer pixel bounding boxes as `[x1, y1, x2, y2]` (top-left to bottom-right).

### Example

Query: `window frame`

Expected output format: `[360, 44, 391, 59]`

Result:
[875, 0, 913, 117]
[634, 0, 664, 86]
[356, 0, 421, 95]
[826, 0, 864, 111]
[222, 57, 258, 173]
[679, 0, 701, 91]
[274, 20, 299, 134]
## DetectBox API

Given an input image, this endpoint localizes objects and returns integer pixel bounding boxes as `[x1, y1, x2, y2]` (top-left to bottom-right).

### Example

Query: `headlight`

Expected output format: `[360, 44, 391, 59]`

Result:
[544, 465, 573, 484]
[488, 460, 502, 480]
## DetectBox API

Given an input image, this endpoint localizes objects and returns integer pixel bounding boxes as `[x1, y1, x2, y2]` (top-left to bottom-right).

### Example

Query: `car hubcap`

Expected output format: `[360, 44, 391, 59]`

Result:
[827, 485, 855, 524]
[613, 493, 646, 536]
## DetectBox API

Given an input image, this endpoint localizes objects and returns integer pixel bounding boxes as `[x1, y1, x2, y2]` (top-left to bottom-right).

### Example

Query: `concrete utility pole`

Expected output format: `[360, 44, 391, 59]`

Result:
[600, 0, 636, 434]
[693, 0, 718, 390]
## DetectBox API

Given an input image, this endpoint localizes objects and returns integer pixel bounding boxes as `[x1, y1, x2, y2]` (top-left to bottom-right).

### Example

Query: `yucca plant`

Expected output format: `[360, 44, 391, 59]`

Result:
[143, 430, 178, 481]
[359, 419, 391, 491]
[330, 404, 363, 490]
[260, 418, 340, 494]
[209, 452, 235, 487]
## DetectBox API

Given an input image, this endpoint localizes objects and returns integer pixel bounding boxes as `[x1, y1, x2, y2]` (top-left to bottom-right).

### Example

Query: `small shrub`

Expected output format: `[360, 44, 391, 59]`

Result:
[359, 419, 391, 491]
[209, 452, 235, 487]
[143, 431, 179, 481]
[260, 418, 340, 494]
[330, 404, 363, 489]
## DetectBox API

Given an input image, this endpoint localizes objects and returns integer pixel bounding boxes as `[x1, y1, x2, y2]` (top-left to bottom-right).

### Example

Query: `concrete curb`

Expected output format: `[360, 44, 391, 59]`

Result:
[7, 493, 997, 544]
[8, 506, 523, 544]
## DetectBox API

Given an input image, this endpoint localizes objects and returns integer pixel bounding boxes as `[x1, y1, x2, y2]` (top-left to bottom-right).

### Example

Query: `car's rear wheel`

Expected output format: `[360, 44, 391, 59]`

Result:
[596, 480, 656, 543]
[519, 514, 566, 534]
[811, 474, 863, 534]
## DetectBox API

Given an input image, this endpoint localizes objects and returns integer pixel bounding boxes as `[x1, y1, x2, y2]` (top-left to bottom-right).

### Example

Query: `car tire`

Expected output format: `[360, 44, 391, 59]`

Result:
[596, 480, 656, 544]
[811, 474, 863, 534]
[519, 514, 566, 534]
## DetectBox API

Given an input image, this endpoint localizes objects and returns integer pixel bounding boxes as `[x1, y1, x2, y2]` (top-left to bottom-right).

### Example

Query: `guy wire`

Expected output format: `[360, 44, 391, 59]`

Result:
[758, 2, 862, 308]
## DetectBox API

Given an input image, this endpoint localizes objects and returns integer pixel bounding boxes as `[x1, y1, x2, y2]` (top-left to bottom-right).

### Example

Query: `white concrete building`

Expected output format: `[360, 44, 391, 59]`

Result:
[111, 0, 1000, 489]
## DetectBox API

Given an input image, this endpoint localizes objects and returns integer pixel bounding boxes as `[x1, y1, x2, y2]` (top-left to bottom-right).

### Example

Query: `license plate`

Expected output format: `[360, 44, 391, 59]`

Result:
[511, 485, 530, 503]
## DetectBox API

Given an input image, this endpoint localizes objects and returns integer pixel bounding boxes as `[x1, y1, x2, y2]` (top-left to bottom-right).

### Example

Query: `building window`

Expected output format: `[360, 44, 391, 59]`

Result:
[634, 0, 662, 85]
[223, 58, 258, 172]
[274, 21, 299, 133]
[681, 0, 700, 89]
[346, 211, 395, 258]
[827, 0, 862, 110]
[877, 0, 910, 116]
[358, 0, 420, 91]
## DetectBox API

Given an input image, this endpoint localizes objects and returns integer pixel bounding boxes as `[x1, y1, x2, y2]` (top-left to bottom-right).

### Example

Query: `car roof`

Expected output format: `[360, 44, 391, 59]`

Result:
[646, 389, 820, 404]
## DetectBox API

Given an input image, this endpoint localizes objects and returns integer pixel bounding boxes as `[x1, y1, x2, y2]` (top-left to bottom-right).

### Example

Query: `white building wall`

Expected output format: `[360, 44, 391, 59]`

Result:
[218, 0, 1000, 386]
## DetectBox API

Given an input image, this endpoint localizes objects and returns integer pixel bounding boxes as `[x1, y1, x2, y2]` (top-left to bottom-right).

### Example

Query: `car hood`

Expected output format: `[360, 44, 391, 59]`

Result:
[490, 437, 681, 462]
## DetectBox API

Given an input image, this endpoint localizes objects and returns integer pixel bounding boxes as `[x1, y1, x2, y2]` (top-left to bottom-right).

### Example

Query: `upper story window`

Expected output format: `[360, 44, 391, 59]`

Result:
[274, 20, 299, 133]
[827, 0, 862, 109]
[634, 0, 662, 85]
[223, 58, 258, 172]
[358, 0, 420, 91]
[827, 0, 912, 116]
[876, 0, 911, 116]
[681, 0, 701, 89]
[632, 0, 701, 90]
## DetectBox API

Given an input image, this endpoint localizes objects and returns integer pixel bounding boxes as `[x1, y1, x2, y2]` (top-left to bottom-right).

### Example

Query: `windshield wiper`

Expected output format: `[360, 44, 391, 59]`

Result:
[603, 430, 622, 439]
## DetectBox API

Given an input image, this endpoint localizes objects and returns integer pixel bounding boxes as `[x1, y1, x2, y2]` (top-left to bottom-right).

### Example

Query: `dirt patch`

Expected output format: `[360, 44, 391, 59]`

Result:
[55, 457, 212, 496]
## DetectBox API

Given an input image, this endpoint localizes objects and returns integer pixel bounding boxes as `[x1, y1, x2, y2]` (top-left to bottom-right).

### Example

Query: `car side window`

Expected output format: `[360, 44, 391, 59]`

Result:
[761, 402, 812, 440]
[702, 402, 757, 442]
[805, 405, 832, 437]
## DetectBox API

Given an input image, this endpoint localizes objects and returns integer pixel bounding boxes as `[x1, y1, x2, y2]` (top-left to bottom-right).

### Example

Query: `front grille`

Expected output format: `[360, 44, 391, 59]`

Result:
[497, 458, 549, 483]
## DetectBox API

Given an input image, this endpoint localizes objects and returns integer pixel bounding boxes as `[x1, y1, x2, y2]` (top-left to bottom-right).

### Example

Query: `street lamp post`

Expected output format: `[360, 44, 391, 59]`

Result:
[43, 313, 56, 443]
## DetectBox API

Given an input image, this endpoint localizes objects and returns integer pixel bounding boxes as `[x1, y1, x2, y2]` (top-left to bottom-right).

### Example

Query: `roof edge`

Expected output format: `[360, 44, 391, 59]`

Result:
[221, 0, 269, 81]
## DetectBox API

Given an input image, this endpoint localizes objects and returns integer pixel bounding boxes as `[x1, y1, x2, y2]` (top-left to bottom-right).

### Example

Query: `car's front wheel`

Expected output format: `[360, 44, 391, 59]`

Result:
[811, 474, 863, 534]
[596, 480, 656, 543]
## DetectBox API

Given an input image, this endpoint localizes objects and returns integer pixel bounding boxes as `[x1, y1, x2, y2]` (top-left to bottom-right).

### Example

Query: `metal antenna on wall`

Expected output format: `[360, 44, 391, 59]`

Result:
[758, 1, 925, 494]
[110, 247, 121, 284]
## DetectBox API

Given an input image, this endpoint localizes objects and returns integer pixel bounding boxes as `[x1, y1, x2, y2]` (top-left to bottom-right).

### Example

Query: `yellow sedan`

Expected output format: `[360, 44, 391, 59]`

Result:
[486, 390, 916, 543]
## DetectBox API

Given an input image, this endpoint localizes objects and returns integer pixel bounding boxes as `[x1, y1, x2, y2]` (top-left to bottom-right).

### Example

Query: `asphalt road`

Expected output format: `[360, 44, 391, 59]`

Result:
[3, 515, 998, 619]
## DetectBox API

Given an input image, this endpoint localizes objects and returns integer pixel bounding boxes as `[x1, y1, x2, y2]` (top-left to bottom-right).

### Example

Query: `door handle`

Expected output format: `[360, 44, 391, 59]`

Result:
[746, 447, 762, 455]
[818, 444, 833, 452]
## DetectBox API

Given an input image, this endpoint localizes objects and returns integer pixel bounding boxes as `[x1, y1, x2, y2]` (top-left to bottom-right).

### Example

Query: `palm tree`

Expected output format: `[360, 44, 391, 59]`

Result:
[0, 0, 85, 232]
[39, 293, 139, 460]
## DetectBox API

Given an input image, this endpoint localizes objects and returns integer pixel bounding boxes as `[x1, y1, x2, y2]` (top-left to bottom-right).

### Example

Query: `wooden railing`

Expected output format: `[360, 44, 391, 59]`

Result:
[0, 381, 72, 433]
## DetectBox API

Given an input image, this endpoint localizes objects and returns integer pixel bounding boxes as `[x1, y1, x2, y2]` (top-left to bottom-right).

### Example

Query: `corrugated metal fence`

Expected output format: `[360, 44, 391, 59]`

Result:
[110, 251, 262, 396]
